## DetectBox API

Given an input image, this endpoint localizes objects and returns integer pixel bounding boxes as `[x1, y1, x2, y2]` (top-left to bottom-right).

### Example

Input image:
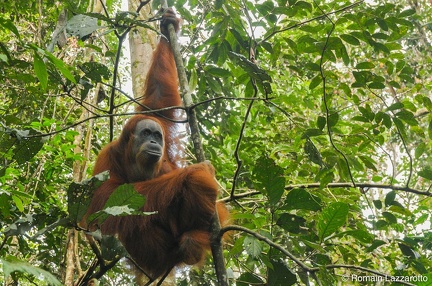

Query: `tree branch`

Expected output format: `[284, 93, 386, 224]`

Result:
[221, 225, 415, 286]
[260, 1, 364, 44]
[220, 182, 432, 202]
[24, 106, 189, 139]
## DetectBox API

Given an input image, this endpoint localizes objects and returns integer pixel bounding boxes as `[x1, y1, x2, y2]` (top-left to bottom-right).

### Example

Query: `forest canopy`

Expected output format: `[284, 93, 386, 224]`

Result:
[0, 0, 431, 285]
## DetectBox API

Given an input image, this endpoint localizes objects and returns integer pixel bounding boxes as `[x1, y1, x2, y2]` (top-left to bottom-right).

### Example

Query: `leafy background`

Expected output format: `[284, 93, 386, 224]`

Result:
[0, 0, 431, 285]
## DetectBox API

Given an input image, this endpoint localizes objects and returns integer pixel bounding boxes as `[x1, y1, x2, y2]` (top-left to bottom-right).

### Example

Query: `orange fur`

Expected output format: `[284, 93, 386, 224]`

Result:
[82, 8, 229, 280]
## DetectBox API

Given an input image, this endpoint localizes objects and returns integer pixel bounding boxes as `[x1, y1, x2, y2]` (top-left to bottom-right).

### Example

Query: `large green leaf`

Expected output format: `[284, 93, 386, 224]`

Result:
[253, 156, 286, 205]
[284, 188, 321, 211]
[66, 14, 100, 39]
[243, 236, 262, 258]
[91, 184, 148, 223]
[2, 258, 61, 285]
[67, 171, 109, 223]
[268, 259, 297, 286]
[46, 53, 76, 83]
[317, 202, 349, 242]
[33, 52, 48, 90]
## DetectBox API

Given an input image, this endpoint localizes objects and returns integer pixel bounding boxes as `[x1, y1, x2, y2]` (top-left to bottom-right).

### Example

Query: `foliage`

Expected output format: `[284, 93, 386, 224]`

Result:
[0, 0, 431, 285]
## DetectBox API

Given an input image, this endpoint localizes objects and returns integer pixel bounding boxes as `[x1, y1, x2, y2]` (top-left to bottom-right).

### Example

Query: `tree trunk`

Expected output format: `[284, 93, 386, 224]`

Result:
[128, 0, 157, 100]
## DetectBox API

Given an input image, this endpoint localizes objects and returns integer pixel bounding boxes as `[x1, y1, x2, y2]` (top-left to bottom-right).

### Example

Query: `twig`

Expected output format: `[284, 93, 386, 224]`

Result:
[24, 107, 188, 139]
[230, 99, 255, 199]
[260, 1, 364, 44]
[317, 2, 356, 186]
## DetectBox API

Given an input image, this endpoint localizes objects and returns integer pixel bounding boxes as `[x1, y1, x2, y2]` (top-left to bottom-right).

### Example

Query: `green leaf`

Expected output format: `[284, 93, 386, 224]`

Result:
[366, 240, 386, 252]
[386, 102, 404, 111]
[66, 14, 100, 39]
[0, 18, 20, 38]
[6, 128, 45, 165]
[228, 51, 271, 82]
[87, 184, 147, 225]
[352, 116, 369, 123]
[67, 171, 109, 223]
[243, 236, 262, 258]
[385, 190, 396, 206]
[33, 52, 48, 90]
[395, 110, 418, 126]
[304, 138, 323, 167]
[302, 129, 324, 138]
[104, 184, 146, 211]
[399, 9, 416, 18]
[340, 34, 360, 45]
[236, 272, 264, 286]
[46, 53, 76, 83]
[206, 76, 222, 94]
[398, 243, 417, 259]
[358, 105, 374, 121]
[359, 155, 377, 171]
[342, 230, 374, 243]
[368, 82, 385, 89]
[188, 69, 198, 91]
[422, 96, 432, 111]
[252, 157, 285, 205]
[373, 200, 382, 209]
[317, 116, 326, 130]
[393, 117, 406, 138]
[377, 19, 388, 31]
[268, 259, 297, 286]
[356, 62, 375, 69]
[284, 188, 321, 211]
[2, 258, 62, 285]
[12, 195, 24, 212]
[309, 74, 322, 90]
[205, 66, 231, 77]
[327, 113, 339, 128]
[382, 211, 397, 224]
[316, 168, 335, 188]
[381, 113, 392, 128]
[317, 202, 349, 242]
[389, 205, 412, 217]
[277, 213, 306, 233]
[375, 219, 388, 230]
[352, 70, 373, 85]
[418, 168, 432, 180]
[385, 61, 394, 75]
[388, 80, 401, 88]
[81, 62, 111, 82]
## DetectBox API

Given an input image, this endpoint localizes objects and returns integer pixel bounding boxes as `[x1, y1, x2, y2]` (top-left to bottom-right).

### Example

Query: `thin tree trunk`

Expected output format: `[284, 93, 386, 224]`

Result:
[128, 0, 157, 100]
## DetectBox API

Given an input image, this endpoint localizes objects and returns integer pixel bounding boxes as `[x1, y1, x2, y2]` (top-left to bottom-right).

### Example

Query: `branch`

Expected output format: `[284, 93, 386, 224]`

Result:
[230, 99, 255, 199]
[220, 182, 432, 202]
[190, 95, 268, 109]
[221, 225, 415, 286]
[221, 225, 310, 269]
[316, 2, 357, 187]
[229, 6, 260, 200]
[24, 106, 188, 139]
[260, 1, 364, 43]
